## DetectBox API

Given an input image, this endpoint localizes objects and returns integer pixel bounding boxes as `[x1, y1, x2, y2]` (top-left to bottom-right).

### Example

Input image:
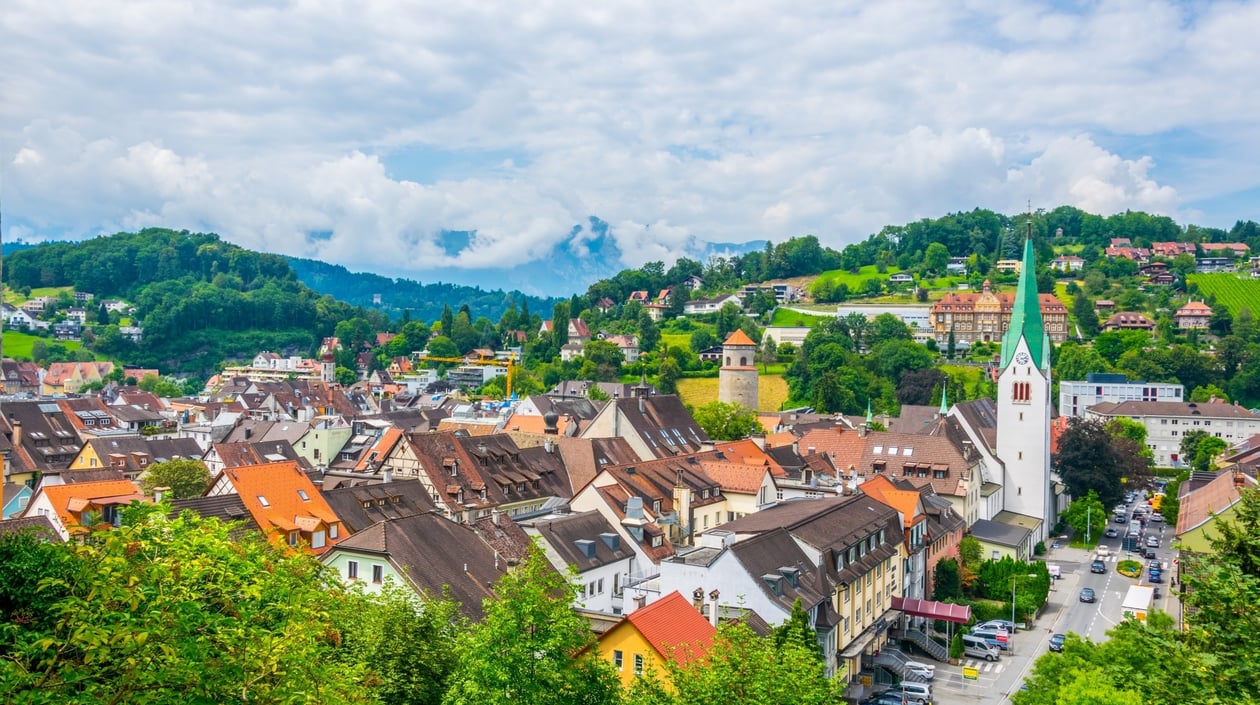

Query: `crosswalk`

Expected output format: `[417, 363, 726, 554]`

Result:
[958, 658, 1004, 674]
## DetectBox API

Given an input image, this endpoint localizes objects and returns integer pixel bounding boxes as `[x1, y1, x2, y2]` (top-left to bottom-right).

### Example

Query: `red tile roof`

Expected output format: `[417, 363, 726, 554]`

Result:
[36, 479, 144, 534]
[625, 590, 715, 666]
[723, 329, 756, 346]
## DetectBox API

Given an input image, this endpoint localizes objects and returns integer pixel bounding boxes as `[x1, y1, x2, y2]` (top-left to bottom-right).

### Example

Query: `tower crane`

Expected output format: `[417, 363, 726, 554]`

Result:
[415, 353, 518, 400]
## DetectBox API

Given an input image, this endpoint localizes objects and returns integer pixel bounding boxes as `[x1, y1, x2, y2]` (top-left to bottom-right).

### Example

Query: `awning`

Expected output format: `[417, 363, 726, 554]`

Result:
[838, 611, 901, 659]
[891, 596, 972, 624]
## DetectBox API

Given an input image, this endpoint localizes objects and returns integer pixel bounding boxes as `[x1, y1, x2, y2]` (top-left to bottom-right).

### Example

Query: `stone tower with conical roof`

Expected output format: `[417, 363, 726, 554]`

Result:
[717, 329, 759, 410]
[996, 232, 1054, 543]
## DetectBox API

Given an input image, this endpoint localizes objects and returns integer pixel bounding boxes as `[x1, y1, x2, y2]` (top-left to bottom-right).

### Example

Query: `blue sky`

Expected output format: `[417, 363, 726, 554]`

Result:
[2, 0, 1258, 283]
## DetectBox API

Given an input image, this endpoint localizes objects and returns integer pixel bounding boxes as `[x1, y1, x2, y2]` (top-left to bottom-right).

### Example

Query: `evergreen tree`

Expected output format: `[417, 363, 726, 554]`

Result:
[773, 598, 823, 661]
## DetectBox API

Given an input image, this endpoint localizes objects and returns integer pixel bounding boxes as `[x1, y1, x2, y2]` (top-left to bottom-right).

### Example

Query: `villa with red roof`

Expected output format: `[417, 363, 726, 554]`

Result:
[203, 460, 345, 554]
[22, 478, 146, 540]
[595, 590, 715, 689]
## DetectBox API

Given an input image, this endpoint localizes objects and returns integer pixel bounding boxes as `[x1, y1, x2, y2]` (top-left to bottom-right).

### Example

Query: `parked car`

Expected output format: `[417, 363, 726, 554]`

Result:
[1048, 633, 1066, 652]
[976, 619, 1017, 634]
[1147, 536, 1159, 548]
[1079, 587, 1097, 603]
[1104, 527, 1120, 538]
[903, 660, 935, 680]
[1091, 560, 1107, 574]
[971, 628, 1011, 650]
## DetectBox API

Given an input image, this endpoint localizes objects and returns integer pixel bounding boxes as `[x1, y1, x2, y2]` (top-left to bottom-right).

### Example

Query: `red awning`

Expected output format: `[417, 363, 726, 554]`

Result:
[891, 597, 972, 624]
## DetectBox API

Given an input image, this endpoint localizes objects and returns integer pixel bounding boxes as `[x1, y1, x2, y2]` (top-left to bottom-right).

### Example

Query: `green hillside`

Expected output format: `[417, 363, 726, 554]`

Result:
[1188, 273, 1260, 316]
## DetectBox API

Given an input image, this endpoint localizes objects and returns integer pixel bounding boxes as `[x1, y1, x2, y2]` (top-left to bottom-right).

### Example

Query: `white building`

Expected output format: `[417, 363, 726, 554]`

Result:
[995, 238, 1054, 544]
[1084, 400, 1260, 468]
[1059, 374, 1184, 418]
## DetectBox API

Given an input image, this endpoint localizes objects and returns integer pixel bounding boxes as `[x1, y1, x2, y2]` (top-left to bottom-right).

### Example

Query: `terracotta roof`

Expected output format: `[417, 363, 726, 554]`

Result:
[218, 461, 344, 554]
[859, 474, 925, 529]
[713, 439, 786, 478]
[1176, 301, 1213, 316]
[723, 329, 756, 347]
[624, 590, 715, 666]
[34, 479, 142, 534]
[1176, 470, 1256, 536]
[700, 462, 769, 494]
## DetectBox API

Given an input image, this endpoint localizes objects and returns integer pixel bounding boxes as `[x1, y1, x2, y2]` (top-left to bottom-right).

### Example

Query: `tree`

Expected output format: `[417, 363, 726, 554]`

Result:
[1209, 302, 1234, 337]
[664, 622, 845, 705]
[1062, 491, 1107, 544]
[0, 513, 373, 703]
[656, 356, 682, 395]
[443, 543, 620, 705]
[1053, 418, 1145, 509]
[138, 373, 183, 398]
[638, 312, 661, 354]
[689, 328, 717, 353]
[691, 401, 765, 441]
[1073, 293, 1100, 337]
[773, 598, 824, 661]
[339, 582, 463, 705]
[139, 458, 211, 499]
[923, 242, 950, 274]
[1055, 343, 1110, 383]
[932, 557, 962, 600]
[581, 340, 624, 382]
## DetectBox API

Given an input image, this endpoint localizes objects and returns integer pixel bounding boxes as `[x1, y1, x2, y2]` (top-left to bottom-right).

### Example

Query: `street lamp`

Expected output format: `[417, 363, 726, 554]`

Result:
[1011, 573, 1037, 654]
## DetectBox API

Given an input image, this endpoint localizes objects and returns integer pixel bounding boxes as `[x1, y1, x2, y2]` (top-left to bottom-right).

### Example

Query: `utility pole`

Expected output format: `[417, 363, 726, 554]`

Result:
[1086, 503, 1091, 545]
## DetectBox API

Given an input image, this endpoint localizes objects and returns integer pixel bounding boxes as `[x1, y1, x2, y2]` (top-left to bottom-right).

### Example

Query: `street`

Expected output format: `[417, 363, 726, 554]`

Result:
[928, 501, 1176, 704]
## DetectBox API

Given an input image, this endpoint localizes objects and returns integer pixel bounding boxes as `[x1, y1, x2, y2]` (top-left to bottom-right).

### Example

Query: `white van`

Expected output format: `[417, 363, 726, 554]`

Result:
[963, 634, 1001, 661]
[894, 681, 932, 704]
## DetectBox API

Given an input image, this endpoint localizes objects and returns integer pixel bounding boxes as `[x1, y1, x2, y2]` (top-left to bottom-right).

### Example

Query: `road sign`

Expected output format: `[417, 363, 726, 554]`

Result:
[963, 666, 979, 681]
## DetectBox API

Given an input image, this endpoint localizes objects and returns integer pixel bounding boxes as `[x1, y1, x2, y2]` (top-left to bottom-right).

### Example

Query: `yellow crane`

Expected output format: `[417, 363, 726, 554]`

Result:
[415, 354, 518, 399]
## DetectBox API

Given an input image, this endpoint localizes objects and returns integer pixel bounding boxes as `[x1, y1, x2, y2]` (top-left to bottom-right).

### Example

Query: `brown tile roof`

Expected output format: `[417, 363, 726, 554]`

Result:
[1176, 470, 1256, 536]
[0, 515, 63, 541]
[321, 479, 438, 533]
[623, 590, 715, 666]
[600, 395, 710, 458]
[592, 484, 675, 563]
[528, 510, 634, 570]
[1089, 400, 1260, 420]
[331, 513, 531, 619]
[728, 528, 832, 612]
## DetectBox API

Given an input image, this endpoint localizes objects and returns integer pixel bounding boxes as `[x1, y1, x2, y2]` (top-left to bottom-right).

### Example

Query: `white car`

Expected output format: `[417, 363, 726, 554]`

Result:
[903, 660, 935, 680]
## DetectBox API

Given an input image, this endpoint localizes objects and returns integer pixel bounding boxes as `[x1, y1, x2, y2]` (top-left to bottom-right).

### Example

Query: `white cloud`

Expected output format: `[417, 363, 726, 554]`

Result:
[3, 0, 1256, 285]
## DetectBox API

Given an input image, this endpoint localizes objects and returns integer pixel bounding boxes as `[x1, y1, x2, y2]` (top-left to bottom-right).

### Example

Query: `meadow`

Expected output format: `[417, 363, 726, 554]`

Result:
[1188, 273, 1260, 317]
[676, 374, 790, 412]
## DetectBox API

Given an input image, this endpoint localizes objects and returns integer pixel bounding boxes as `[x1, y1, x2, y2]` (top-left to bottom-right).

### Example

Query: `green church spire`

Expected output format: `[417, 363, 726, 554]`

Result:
[865, 399, 873, 425]
[1000, 233, 1049, 369]
[939, 385, 948, 416]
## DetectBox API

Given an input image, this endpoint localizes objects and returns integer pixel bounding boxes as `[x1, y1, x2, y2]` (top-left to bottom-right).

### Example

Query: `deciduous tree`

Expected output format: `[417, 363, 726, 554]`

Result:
[691, 401, 764, 441]
[139, 458, 211, 499]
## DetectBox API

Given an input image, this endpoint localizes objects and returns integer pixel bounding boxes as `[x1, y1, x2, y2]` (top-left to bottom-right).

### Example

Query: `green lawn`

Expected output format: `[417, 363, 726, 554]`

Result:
[2, 330, 85, 359]
[770, 308, 831, 327]
[660, 333, 692, 351]
[4, 286, 73, 305]
[811, 265, 901, 291]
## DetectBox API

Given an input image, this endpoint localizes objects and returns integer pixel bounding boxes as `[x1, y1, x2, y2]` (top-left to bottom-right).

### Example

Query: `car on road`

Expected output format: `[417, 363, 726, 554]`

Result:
[976, 619, 1018, 634]
[862, 695, 905, 705]
[1149, 570, 1164, 583]
[1148, 560, 1162, 570]
[1091, 559, 1107, 574]
[1048, 633, 1066, 652]
[1114, 514, 1128, 524]
[1143, 547, 1157, 559]
[903, 660, 935, 680]
[1105, 527, 1119, 538]
[1147, 536, 1159, 548]
[1079, 587, 1097, 603]
[1150, 512, 1165, 523]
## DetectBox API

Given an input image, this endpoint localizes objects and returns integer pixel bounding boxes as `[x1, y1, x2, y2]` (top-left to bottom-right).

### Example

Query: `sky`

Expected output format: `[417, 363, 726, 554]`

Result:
[3, 0, 1259, 285]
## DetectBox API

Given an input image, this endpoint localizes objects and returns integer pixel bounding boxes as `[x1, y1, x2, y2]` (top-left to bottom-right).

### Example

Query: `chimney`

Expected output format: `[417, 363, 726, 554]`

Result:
[638, 395, 646, 414]
[708, 589, 721, 628]
[858, 424, 866, 438]
[544, 437, 554, 454]
[382, 468, 393, 483]
[491, 508, 501, 526]
[153, 486, 170, 503]
[692, 587, 705, 612]
[12, 418, 21, 449]
[807, 446, 815, 455]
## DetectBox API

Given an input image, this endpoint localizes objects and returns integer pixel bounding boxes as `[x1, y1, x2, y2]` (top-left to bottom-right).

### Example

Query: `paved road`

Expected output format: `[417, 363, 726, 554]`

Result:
[929, 500, 1178, 704]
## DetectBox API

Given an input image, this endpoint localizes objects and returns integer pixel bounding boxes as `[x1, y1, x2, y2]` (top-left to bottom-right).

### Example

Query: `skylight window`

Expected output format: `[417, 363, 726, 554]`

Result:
[297, 489, 310, 501]
[888, 447, 898, 455]
[903, 448, 913, 456]
[257, 495, 270, 507]
[873, 446, 883, 454]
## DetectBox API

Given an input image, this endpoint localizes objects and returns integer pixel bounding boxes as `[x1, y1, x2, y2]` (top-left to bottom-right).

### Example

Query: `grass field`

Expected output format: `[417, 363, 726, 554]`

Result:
[3, 286, 73, 305]
[2, 330, 84, 359]
[1188, 273, 1260, 316]
[770, 308, 830, 327]
[660, 333, 692, 351]
[677, 374, 790, 412]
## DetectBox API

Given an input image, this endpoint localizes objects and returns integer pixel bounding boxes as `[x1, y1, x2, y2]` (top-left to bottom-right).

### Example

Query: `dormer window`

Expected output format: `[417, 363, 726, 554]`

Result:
[701, 489, 709, 499]
[652, 500, 662, 514]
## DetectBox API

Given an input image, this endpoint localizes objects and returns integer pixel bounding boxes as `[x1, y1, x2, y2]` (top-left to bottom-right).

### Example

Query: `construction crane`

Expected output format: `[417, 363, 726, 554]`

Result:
[414, 354, 518, 399]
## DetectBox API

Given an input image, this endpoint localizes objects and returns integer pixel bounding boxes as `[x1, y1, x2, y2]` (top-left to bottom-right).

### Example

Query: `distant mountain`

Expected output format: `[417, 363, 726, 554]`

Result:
[286, 257, 561, 325]
[393, 217, 766, 296]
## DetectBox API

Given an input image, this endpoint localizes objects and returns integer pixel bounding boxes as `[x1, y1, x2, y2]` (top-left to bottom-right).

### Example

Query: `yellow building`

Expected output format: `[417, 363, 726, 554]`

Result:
[929, 281, 1067, 347]
[41, 361, 116, 395]
[595, 590, 715, 690]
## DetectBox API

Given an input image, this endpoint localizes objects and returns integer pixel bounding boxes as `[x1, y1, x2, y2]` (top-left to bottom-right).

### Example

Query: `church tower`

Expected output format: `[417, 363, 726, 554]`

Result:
[996, 234, 1054, 543]
[717, 329, 759, 410]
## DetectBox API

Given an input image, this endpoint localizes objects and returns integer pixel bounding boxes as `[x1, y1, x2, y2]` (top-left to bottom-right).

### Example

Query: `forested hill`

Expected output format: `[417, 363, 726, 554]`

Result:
[286, 256, 560, 324]
[3, 229, 376, 374]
